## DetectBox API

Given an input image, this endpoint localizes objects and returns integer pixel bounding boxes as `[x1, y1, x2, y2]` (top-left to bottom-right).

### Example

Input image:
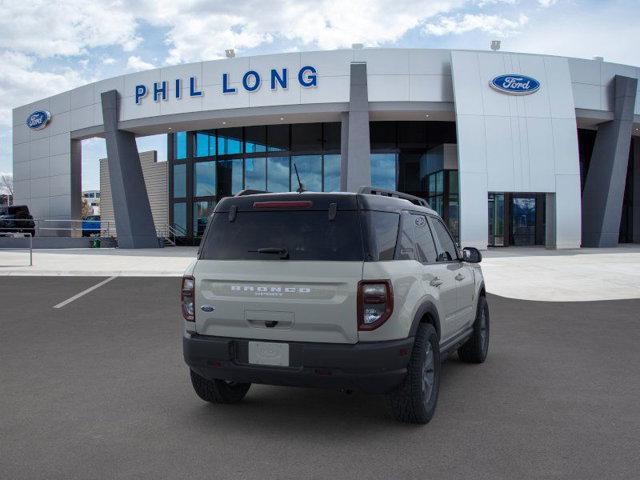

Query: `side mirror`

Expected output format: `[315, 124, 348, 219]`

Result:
[462, 247, 482, 263]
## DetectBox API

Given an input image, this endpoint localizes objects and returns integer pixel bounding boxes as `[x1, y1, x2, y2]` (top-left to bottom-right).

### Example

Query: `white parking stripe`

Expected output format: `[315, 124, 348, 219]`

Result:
[53, 276, 118, 309]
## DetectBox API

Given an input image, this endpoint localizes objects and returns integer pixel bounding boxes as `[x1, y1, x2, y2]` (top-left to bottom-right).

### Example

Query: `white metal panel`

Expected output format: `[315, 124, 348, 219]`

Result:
[450, 51, 484, 116]
[409, 75, 453, 102]
[13, 123, 29, 144]
[161, 62, 203, 84]
[201, 84, 250, 110]
[69, 84, 94, 110]
[29, 177, 50, 199]
[29, 137, 50, 160]
[202, 57, 250, 87]
[49, 173, 71, 197]
[368, 75, 410, 101]
[49, 92, 71, 115]
[545, 57, 576, 119]
[569, 58, 601, 85]
[48, 110, 70, 136]
[69, 104, 97, 130]
[572, 83, 601, 110]
[123, 68, 162, 100]
[459, 171, 488, 249]
[249, 81, 301, 108]
[300, 49, 353, 77]
[13, 162, 30, 181]
[409, 50, 451, 75]
[29, 196, 50, 218]
[50, 194, 72, 217]
[29, 157, 50, 179]
[120, 96, 161, 121]
[484, 116, 515, 191]
[159, 90, 204, 116]
[13, 180, 30, 200]
[526, 117, 556, 192]
[455, 114, 487, 173]
[300, 75, 349, 104]
[50, 133, 70, 156]
[49, 153, 71, 177]
[555, 174, 582, 248]
[354, 48, 410, 75]
[13, 142, 29, 164]
[552, 118, 580, 176]
[93, 76, 125, 103]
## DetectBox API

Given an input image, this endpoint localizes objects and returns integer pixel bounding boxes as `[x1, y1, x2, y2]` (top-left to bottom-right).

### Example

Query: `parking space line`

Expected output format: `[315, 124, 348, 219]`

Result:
[53, 276, 118, 309]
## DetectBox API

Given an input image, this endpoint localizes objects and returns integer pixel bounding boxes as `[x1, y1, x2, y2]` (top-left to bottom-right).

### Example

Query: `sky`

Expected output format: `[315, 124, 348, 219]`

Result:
[0, 0, 639, 191]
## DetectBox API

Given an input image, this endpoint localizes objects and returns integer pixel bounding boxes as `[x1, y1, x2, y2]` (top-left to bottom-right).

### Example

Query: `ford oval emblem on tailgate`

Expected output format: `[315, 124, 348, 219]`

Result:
[200, 305, 215, 312]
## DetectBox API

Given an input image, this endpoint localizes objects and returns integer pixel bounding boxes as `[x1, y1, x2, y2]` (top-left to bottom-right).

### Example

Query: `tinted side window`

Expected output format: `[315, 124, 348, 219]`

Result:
[396, 213, 416, 260]
[412, 214, 438, 263]
[430, 218, 458, 262]
[364, 211, 399, 261]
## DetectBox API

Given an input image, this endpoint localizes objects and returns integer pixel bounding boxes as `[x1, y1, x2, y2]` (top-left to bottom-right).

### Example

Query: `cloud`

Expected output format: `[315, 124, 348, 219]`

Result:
[424, 13, 529, 36]
[538, 0, 557, 6]
[102, 57, 116, 65]
[126, 55, 156, 72]
[0, 1, 141, 57]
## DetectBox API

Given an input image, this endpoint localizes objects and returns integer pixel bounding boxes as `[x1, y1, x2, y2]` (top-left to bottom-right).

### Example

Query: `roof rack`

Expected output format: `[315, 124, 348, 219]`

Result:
[357, 187, 430, 208]
[234, 189, 269, 197]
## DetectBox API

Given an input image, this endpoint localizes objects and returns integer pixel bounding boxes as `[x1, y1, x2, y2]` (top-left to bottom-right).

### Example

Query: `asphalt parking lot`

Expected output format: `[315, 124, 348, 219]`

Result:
[1, 277, 640, 479]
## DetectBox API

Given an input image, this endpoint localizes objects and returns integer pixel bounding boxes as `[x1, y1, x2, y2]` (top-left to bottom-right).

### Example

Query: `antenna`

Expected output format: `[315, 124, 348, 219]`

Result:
[293, 162, 306, 193]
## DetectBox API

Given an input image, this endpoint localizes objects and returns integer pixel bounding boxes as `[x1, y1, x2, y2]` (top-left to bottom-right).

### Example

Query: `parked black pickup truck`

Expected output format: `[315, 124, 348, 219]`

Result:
[0, 205, 36, 236]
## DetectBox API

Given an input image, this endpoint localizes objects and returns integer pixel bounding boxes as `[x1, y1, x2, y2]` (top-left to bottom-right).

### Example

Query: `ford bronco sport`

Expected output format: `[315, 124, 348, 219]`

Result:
[182, 187, 489, 424]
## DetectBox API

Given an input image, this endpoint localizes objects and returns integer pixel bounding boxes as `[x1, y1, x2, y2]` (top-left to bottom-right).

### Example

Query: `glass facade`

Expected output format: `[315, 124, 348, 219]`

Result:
[369, 122, 459, 241]
[169, 123, 341, 241]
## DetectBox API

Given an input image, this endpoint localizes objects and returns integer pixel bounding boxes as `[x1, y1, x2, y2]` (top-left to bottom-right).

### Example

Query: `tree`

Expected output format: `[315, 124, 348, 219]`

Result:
[0, 173, 13, 196]
[81, 198, 92, 218]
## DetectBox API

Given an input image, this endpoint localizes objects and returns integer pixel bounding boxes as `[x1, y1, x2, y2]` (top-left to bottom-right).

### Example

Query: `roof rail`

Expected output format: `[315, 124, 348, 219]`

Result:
[357, 186, 430, 208]
[234, 189, 269, 197]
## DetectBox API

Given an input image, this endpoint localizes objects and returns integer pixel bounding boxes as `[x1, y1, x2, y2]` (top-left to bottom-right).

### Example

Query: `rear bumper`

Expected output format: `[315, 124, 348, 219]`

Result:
[183, 332, 414, 394]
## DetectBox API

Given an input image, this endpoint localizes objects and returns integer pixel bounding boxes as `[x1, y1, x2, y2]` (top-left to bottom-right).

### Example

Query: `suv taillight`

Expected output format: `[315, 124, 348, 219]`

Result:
[181, 275, 195, 322]
[357, 280, 393, 331]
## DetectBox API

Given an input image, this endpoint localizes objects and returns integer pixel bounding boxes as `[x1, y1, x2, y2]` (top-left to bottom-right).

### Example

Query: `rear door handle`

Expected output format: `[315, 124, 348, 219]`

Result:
[430, 277, 443, 287]
[455, 273, 465, 281]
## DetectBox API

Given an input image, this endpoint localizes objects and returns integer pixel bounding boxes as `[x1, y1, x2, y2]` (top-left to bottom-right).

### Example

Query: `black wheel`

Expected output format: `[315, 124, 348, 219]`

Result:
[387, 323, 441, 424]
[458, 295, 490, 364]
[189, 369, 251, 404]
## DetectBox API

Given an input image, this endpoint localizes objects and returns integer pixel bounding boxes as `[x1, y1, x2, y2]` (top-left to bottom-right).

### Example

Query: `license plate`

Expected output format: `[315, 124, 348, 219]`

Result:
[248, 341, 289, 367]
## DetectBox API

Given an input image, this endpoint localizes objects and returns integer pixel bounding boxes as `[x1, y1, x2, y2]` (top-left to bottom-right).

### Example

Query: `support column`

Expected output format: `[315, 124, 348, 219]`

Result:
[101, 90, 158, 248]
[340, 63, 371, 192]
[633, 138, 640, 243]
[582, 75, 638, 247]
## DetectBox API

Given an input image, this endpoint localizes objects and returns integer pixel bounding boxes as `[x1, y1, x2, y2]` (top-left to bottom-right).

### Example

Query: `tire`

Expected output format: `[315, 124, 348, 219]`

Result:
[458, 295, 490, 364]
[387, 323, 441, 424]
[189, 369, 251, 404]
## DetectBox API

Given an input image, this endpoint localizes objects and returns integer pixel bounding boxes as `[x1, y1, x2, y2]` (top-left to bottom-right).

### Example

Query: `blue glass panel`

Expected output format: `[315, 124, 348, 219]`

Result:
[195, 131, 215, 157]
[267, 157, 290, 192]
[371, 153, 397, 190]
[174, 131, 187, 160]
[245, 126, 267, 153]
[217, 128, 243, 155]
[173, 202, 187, 234]
[173, 163, 186, 198]
[194, 161, 216, 197]
[291, 155, 322, 192]
[245, 157, 266, 190]
[323, 154, 341, 191]
[217, 159, 243, 196]
[193, 200, 216, 237]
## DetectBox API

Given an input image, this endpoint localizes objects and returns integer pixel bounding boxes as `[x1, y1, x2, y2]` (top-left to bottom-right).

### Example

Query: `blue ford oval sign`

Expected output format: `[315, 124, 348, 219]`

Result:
[26, 110, 51, 130]
[490, 74, 540, 95]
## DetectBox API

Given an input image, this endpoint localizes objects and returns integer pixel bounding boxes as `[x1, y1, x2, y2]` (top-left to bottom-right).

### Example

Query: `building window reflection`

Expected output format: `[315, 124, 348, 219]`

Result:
[371, 153, 397, 190]
[169, 123, 341, 242]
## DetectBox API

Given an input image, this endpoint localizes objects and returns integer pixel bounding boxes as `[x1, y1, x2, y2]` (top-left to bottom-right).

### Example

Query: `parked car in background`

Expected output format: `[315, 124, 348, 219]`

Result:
[82, 215, 101, 237]
[0, 205, 35, 236]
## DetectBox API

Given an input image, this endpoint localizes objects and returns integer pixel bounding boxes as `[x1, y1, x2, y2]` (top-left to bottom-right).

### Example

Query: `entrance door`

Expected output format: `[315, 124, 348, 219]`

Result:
[488, 193, 505, 246]
[510, 196, 537, 246]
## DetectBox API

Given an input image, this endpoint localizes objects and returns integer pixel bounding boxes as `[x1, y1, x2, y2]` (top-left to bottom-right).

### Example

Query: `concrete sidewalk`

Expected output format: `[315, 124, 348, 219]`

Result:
[0, 247, 197, 277]
[1, 245, 639, 301]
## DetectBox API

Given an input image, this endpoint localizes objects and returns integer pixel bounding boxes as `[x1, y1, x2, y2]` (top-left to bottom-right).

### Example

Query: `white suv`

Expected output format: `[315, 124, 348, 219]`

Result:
[182, 188, 489, 424]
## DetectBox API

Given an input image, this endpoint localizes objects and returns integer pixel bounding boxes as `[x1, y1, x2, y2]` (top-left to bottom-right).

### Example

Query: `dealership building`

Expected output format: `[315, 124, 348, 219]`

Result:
[11, 48, 640, 249]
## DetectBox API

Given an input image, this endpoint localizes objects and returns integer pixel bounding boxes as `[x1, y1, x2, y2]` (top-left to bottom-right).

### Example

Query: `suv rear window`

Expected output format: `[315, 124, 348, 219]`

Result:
[200, 210, 365, 261]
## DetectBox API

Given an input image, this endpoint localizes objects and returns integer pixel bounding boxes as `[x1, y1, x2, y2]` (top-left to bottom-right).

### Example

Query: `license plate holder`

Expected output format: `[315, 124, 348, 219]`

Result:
[248, 341, 290, 367]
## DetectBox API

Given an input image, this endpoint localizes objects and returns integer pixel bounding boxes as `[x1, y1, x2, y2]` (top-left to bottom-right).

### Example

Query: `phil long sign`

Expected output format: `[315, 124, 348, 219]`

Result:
[135, 66, 318, 105]
[490, 74, 540, 95]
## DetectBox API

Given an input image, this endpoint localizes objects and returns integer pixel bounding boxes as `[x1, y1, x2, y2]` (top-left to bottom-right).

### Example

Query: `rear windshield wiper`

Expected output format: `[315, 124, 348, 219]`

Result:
[248, 247, 290, 259]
